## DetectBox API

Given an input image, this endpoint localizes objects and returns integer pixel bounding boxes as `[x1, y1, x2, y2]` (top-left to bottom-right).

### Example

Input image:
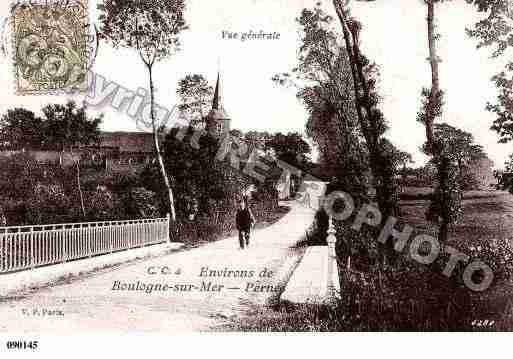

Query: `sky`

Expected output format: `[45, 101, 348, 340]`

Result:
[0, 0, 511, 168]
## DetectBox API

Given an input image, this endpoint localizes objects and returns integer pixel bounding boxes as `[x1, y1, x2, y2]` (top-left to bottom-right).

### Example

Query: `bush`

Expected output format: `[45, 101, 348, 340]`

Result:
[25, 183, 78, 224]
[124, 187, 160, 219]
[0, 154, 44, 201]
[85, 186, 117, 221]
[465, 237, 513, 283]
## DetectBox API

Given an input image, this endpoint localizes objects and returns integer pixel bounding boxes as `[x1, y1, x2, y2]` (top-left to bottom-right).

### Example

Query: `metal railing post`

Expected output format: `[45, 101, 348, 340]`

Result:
[88, 225, 92, 258]
[110, 224, 113, 254]
[61, 228, 67, 264]
[30, 227, 34, 270]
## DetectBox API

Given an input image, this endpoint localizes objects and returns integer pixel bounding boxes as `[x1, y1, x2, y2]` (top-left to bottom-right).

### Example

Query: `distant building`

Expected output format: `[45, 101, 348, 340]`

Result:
[0, 131, 160, 172]
[98, 132, 156, 154]
[206, 72, 231, 137]
[89, 132, 163, 172]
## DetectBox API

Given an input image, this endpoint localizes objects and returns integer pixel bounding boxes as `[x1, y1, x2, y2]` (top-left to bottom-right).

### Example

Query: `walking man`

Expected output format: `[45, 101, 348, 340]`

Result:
[236, 197, 255, 249]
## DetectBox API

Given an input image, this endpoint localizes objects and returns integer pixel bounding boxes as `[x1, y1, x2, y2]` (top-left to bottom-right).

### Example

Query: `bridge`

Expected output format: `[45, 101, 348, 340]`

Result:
[0, 183, 340, 332]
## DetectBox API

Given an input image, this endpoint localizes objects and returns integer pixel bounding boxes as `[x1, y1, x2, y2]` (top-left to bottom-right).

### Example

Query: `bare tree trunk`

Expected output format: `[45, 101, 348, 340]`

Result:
[147, 65, 177, 234]
[350, 28, 379, 151]
[426, 0, 439, 152]
[332, 0, 378, 157]
[333, 0, 367, 138]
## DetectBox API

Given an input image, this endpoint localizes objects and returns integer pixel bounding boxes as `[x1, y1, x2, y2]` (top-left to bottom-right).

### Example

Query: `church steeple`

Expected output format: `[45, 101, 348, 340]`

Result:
[207, 70, 231, 137]
[212, 72, 222, 110]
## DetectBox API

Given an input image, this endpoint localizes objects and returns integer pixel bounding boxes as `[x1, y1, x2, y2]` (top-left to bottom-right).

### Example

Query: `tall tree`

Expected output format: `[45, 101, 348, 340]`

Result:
[417, 0, 460, 244]
[380, 138, 414, 177]
[0, 108, 44, 150]
[36, 100, 100, 217]
[158, 127, 251, 219]
[98, 0, 188, 224]
[177, 74, 214, 128]
[425, 123, 487, 178]
[332, 0, 399, 219]
[0, 102, 101, 153]
[41, 101, 102, 153]
[267, 132, 312, 167]
[274, 6, 364, 179]
[276, 5, 375, 269]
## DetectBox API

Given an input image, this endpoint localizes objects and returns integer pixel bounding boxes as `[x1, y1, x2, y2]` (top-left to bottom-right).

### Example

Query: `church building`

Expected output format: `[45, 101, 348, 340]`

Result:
[206, 72, 231, 137]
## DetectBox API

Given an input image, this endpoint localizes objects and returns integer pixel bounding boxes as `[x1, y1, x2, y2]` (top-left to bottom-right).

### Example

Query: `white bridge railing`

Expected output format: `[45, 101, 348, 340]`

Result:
[0, 215, 170, 274]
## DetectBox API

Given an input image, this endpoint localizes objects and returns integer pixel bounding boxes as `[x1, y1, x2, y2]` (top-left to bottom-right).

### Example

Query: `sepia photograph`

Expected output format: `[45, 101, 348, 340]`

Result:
[1, 0, 513, 349]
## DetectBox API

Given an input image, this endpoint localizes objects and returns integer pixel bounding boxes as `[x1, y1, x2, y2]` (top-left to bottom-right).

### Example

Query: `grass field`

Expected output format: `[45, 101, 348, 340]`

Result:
[224, 188, 513, 331]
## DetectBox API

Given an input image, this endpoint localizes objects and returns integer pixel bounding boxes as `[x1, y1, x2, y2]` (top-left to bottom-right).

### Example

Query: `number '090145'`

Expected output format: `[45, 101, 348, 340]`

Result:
[6, 341, 38, 350]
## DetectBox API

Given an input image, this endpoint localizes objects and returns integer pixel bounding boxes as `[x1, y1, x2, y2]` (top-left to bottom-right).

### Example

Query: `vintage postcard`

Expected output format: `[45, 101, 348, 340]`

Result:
[1, 0, 513, 351]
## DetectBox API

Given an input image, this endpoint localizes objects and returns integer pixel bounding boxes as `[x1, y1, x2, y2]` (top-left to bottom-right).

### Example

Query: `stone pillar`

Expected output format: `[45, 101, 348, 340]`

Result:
[326, 216, 341, 305]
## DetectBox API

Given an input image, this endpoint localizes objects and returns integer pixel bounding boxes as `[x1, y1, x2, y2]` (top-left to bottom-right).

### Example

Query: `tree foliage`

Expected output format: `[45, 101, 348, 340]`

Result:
[157, 128, 252, 219]
[425, 123, 487, 170]
[0, 108, 44, 150]
[420, 122, 489, 238]
[0, 101, 101, 151]
[26, 183, 77, 225]
[467, 0, 513, 143]
[98, 0, 187, 65]
[0, 154, 79, 224]
[177, 74, 214, 127]
[41, 101, 102, 151]
[274, 6, 365, 182]
[125, 187, 160, 219]
[426, 156, 464, 240]
[267, 132, 312, 167]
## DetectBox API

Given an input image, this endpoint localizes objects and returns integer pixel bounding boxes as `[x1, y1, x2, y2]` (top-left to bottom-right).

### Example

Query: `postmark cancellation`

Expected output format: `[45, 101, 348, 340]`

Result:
[11, 0, 90, 95]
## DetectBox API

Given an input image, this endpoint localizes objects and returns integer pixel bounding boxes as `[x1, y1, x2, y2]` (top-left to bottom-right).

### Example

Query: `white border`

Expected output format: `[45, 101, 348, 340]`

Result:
[0, 333, 509, 359]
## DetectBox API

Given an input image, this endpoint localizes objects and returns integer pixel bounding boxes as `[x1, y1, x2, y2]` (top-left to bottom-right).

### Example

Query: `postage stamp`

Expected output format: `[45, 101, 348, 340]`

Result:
[11, 0, 90, 95]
